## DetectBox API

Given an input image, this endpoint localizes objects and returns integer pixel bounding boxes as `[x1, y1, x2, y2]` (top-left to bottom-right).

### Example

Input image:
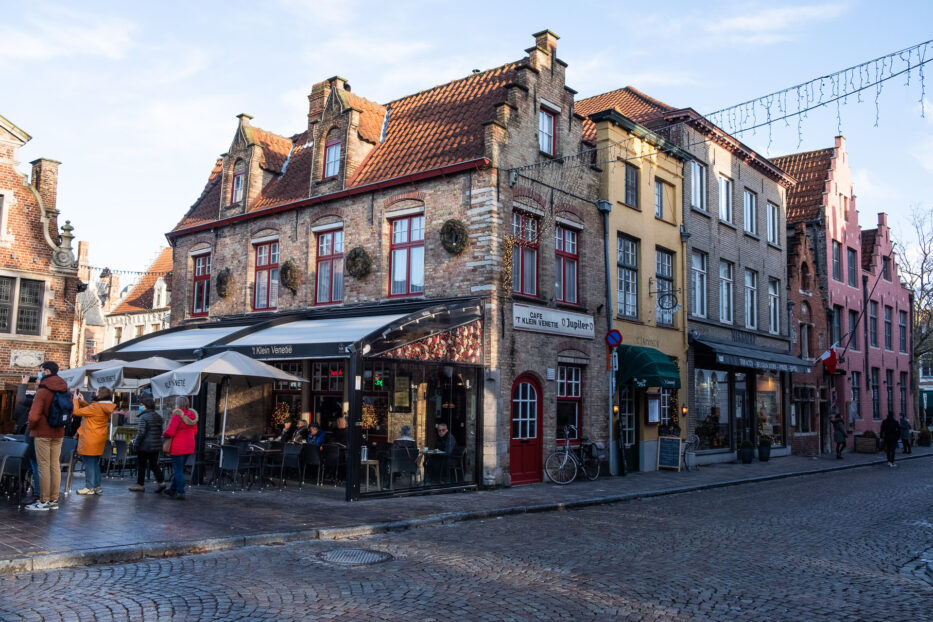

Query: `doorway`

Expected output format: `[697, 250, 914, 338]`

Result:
[510, 374, 542, 484]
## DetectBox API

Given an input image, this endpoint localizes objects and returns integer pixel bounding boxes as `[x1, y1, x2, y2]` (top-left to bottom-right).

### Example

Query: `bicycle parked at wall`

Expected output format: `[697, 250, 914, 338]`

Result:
[544, 425, 601, 485]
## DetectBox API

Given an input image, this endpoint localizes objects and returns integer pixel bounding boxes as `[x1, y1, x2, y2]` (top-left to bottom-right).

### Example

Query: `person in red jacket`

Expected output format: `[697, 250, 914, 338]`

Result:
[162, 396, 198, 500]
[26, 361, 68, 511]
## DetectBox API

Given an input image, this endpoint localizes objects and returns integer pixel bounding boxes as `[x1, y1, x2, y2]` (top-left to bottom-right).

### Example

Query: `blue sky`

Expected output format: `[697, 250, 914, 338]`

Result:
[1, 0, 931, 276]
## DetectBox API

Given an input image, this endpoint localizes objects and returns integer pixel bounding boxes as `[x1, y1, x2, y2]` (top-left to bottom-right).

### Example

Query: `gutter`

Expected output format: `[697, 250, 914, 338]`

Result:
[167, 158, 490, 239]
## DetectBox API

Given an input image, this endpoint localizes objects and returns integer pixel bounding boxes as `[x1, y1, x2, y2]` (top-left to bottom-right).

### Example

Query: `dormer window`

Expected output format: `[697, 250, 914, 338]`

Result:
[324, 134, 341, 179]
[230, 159, 246, 203]
[538, 108, 556, 155]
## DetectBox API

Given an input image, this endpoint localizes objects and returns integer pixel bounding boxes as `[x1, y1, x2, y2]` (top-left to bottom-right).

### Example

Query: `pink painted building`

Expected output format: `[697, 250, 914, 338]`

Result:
[774, 137, 913, 452]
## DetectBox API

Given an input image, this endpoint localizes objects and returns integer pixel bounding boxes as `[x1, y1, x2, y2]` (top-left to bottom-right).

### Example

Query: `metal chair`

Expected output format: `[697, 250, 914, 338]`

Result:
[60, 438, 80, 496]
[321, 443, 345, 486]
[449, 446, 467, 483]
[213, 444, 253, 491]
[107, 439, 131, 478]
[300, 444, 323, 486]
[388, 447, 421, 489]
[0, 441, 28, 504]
[275, 444, 303, 490]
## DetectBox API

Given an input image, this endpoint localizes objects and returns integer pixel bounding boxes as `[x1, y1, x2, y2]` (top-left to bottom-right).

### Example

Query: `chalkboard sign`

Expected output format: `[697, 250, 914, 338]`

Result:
[657, 436, 682, 471]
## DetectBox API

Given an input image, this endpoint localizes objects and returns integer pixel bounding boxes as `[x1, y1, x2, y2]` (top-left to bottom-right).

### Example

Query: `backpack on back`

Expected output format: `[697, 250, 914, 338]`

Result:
[44, 388, 74, 428]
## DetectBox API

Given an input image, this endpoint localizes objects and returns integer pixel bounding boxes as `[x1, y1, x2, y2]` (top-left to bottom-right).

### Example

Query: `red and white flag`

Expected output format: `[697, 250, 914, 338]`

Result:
[817, 343, 839, 374]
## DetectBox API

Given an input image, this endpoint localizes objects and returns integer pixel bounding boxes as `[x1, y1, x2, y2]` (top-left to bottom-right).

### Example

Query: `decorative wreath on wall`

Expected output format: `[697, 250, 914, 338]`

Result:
[345, 246, 372, 279]
[279, 260, 300, 295]
[215, 267, 233, 299]
[440, 219, 469, 255]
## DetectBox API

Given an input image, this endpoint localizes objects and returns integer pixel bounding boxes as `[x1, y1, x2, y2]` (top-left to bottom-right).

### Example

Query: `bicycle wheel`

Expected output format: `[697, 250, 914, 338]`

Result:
[581, 453, 601, 480]
[544, 451, 577, 485]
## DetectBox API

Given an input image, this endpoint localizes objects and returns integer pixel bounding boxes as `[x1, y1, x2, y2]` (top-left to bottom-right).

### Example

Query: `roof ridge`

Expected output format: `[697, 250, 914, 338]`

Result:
[383, 59, 522, 107]
[622, 85, 676, 111]
[771, 146, 836, 161]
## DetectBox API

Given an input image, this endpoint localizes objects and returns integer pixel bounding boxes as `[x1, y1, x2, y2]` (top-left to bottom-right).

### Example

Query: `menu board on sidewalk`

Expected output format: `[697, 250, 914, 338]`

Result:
[657, 436, 682, 471]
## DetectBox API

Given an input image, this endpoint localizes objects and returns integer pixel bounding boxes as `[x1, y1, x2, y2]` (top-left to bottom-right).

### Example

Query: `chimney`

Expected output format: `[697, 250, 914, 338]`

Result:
[527, 30, 559, 72]
[30, 158, 61, 212]
[77, 241, 90, 281]
[237, 113, 253, 131]
[307, 80, 332, 126]
[533, 29, 558, 56]
[878, 212, 887, 228]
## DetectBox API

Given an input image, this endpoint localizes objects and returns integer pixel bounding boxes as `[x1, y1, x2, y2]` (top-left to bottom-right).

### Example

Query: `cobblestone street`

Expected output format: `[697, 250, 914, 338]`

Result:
[1, 458, 931, 621]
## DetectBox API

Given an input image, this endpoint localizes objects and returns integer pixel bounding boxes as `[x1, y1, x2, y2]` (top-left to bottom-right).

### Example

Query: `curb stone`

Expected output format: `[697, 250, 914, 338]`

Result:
[5, 452, 930, 575]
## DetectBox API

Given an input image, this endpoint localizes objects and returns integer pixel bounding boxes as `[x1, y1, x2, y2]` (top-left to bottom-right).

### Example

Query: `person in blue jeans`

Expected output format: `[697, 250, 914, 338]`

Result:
[162, 397, 199, 500]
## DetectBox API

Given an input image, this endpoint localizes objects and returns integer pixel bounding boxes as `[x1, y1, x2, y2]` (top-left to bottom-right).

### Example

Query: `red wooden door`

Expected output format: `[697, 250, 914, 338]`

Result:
[510, 375, 543, 484]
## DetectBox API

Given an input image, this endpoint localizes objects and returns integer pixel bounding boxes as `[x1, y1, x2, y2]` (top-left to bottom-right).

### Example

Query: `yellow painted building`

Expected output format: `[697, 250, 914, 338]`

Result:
[578, 104, 691, 472]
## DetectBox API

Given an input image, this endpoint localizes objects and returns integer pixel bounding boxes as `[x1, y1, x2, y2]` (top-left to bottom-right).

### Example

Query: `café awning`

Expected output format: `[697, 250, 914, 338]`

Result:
[616, 345, 681, 389]
[691, 336, 810, 374]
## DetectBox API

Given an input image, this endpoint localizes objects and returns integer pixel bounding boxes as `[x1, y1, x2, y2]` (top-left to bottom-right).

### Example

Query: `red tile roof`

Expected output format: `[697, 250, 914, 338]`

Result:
[249, 126, 293, 173]
[350, 62, 520, 186]
[251, 131, 314, 210]
[861, 229, 878, 271]
[173, 158, 223, 230]
[111, 247, 174, 315]
[770, 148, 834, 224]
[345, 92, 386, 144]
[575, 86, 676, 143]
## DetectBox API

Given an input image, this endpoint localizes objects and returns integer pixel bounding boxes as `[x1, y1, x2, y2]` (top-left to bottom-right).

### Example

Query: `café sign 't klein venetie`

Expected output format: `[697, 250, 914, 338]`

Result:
[512, 303, 595, 339]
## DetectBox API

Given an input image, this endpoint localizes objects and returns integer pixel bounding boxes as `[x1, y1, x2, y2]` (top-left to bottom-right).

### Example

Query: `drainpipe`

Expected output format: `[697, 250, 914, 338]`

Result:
[597, 199, 621, 475]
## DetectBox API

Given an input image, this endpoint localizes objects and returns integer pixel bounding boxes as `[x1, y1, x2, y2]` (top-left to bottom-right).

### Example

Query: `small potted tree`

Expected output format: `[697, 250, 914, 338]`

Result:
[855, 430, 880, 453]
[738, 439, 755, 464]
[917, 428, 931, 447]
[758, 434, 773, 462]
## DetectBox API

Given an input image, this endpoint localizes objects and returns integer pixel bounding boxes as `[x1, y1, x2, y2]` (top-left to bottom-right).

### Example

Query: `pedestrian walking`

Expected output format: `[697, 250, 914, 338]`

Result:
[25, 361, 68, 511]
[831, 411, 847, 459]
[880, 412, 900, 467]
[73, 388, 116, 495]
[899, 413, 912, 455]
[161, 396, 198, 500]
[128, 397, 165, 493]
[14, 376, 40, 502]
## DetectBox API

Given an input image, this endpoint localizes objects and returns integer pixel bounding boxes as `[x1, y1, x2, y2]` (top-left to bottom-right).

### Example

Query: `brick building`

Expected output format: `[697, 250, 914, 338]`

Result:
[591, 89, 806, 466]
[773, 137, 914, 450]
[0, 114, 79, 432]
[102, 32, 606, 495]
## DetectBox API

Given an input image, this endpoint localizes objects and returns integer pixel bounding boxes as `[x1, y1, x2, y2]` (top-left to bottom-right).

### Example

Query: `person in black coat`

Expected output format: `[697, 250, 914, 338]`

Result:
[128, 397, 166, 492]
[880, 412, 901, 467]
[13, 376, 40, 501]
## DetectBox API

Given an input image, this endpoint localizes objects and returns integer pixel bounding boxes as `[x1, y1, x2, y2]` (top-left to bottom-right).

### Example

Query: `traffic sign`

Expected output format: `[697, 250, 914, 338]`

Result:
[606, 329, 623, 347]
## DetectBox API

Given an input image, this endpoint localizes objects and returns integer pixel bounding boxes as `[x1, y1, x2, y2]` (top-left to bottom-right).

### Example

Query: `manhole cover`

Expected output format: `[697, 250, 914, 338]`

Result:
[318, 549, 392, 566]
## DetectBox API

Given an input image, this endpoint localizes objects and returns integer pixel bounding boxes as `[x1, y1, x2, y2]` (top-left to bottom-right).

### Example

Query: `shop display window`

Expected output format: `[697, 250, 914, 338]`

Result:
[695, 369, 730, 450]
[756, 372, 782, 445]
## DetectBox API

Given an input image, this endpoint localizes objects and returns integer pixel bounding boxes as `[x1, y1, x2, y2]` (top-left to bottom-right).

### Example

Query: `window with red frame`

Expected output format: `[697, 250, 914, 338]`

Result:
[556, 365, 582, 441]
[324, 140, 341, 178]
[192, 253, 211, 316]
[316, 229, 344, 304]
[555, 225, 578, 304]
[512, 212, 538, 296]
[389, 215, 424, 296]
[253, 241, 279, 310]
[538, 108, 556, 155]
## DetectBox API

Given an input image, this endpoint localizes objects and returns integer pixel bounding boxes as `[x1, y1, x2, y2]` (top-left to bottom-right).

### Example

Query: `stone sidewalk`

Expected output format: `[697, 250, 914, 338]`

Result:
[1, 445, 930, 574]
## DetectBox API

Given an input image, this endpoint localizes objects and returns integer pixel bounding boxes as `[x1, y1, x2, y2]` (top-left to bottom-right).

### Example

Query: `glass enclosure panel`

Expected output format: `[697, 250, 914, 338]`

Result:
[756, 372, 783, 445]
[695, 369, 730, 450]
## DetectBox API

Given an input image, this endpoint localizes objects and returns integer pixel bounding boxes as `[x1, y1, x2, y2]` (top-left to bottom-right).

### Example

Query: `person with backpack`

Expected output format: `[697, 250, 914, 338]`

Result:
[161, 396, 198, 500]
[128, 397, 165, 493]
[73, 387, 116, 495]
[25, 361, 70, 511]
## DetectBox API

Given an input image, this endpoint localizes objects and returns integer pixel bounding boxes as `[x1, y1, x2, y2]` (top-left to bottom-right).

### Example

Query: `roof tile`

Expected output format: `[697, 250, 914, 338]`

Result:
[575, 86, 676, 143]
[111, 247, 174, 315]
[770, 148, 834, 224]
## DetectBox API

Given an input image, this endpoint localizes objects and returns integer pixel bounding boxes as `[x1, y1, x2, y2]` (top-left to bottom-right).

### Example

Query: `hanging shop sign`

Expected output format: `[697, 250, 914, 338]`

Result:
[512, 303, 595, 339]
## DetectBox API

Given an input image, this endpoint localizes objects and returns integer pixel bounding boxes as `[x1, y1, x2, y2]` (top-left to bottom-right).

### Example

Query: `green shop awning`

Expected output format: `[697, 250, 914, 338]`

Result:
[616, 345, 681, 389]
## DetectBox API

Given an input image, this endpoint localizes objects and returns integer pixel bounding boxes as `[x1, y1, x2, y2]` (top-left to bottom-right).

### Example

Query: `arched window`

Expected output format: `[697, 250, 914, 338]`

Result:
[230, 159, 246, 203]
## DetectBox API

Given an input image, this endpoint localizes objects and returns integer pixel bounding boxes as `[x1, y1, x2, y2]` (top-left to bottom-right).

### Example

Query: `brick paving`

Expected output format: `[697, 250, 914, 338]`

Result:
[0, 456, 931, 621]
[0, 446, 930, 568]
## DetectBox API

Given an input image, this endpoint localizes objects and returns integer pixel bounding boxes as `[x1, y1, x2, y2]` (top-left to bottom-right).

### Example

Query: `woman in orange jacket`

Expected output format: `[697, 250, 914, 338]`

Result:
[73, 387, 116, 495]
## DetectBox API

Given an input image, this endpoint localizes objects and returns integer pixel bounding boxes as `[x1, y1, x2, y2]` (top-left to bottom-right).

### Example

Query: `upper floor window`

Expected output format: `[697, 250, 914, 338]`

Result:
[766, 202, 779, 245]
[800, 262, 811, 290]
[886, 369, 894, 414]
[192, 253, 211, 317]
[719, 260, 734, 324]
[390, 215, 425, 296]
[556, 365, 582, 440]
[832, 241, 842, 281]
[847, 248, 858, 286]
[624, 164, 639, 208]
[654, 180, 665, 219]
[617, 235, 638, 318]
[554, 226, 578, 304]
[745, 269, 758, 329]
[869, 301, 878, 347]
[656, 249, 675, 326]
[768, 278, 780, 334]
[871, 368, 880, 419]
[113, 326, 122, 344]
[831, 305, 843, 345]
[253, 241, 279, 310]
[900, 371, 908, 416]
[743, 189, 757, 234]
[848, 309, 859, 350]
[691, 250, 707, 317]
[882, 256, 891, 280]
[324, 137, 341, 179]
[230, 160, 245, 204]
[690, 162, 707, 211]
[899, 310, 908, 352]
[316, 229, 344, 305]
[538, 108, 556, 155]
[512, 212, 538, 297]
[884, 306, 893, 350]
[719, 176, 733, 223]
[0, 276, 44, 336]
[921, 355, 933, 378]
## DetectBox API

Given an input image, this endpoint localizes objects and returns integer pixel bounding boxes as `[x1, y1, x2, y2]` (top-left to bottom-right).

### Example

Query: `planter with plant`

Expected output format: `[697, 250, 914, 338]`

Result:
[279, 259, 301, 295]
[757, 434, 773, 462]
[917, 428, 932, 447]
[738, 440, 755, 464]
[855, 430, 880, 453]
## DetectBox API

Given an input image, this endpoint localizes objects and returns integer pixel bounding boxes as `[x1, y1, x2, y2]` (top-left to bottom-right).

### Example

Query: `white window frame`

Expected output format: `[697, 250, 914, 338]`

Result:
[324, 140, 341, 178]
[743, 189, 757, 235]
[656, 249, 675, 326]
[768, 278, 780, 334]
[719, 260, 734, 324]
[0, 274, 47, 337]
[538, 108, 556, 155]
[654, 179, 664, 219]
[617, 235, 638, 319]
[766, 202, 779, 245]
[719, 176, 733, 223]
[745, 269, 758, 330]
[691, 161, 707, 211]
[691, 250, 707, 317]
